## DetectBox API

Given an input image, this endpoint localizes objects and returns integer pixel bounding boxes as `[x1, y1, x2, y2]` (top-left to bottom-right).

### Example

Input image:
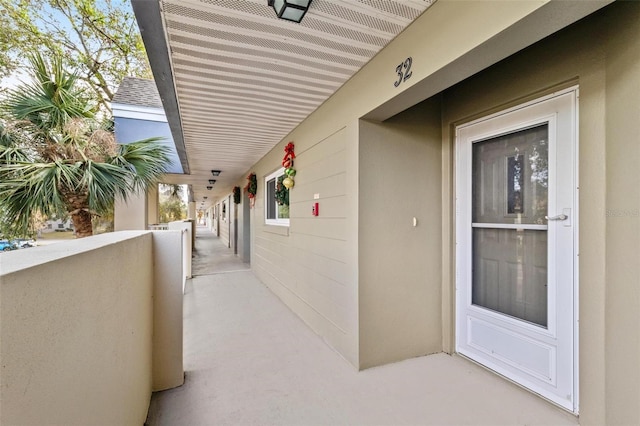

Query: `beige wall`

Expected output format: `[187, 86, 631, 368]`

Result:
[358, 98, 442, 368]
[238, 190, 251, 263]
[114, 191, 148, 231]
[219, 196, 231, 248]
[234, 0, 543, 370]
[0, 231, 184, 425]
[221, 0, 607, 371]
[187, 201, 196, 220]
[168, 221, 193, 281]
[249, 124, 360, 365]
[207, 5, 638, 423]
[152, 231, 185, 390]
[603, 3, 640, 425]
[439, 3, 640, 424]
[148, 184, 159, 225]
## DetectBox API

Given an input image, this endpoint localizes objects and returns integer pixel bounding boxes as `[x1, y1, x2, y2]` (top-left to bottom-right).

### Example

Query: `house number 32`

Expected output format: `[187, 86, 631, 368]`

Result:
[394, 57, 413, 87]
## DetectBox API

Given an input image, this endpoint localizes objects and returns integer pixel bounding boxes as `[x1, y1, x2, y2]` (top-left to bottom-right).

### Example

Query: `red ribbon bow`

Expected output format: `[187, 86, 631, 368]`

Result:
[282, 142, 295, 168]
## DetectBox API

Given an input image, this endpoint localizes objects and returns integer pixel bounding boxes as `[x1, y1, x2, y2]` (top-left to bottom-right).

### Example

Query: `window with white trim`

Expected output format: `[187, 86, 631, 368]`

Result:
[265, 168, 290, 226]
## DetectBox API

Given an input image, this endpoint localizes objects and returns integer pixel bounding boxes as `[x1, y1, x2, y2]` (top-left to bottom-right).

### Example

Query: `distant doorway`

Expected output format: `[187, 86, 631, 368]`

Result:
[214, 204, 220, 237]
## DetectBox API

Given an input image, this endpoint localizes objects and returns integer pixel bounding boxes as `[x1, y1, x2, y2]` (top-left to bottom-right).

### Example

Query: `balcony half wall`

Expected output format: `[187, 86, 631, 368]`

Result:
[0, 231, 184, 425]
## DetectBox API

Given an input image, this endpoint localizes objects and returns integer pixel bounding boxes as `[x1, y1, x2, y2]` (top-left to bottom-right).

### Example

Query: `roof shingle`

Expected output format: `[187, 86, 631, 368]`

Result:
[112, 77, 163, 108]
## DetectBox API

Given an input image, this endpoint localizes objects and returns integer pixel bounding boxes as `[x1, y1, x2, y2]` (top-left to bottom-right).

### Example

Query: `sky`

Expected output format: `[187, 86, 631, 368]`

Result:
[1, 71, 29, 91]
[0, 0, 134, 93]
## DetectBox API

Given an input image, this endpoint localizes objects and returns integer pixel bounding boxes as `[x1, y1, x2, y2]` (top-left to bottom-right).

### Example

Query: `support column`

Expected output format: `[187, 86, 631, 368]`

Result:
[147, 184, 159, 226]
[114, 192, 148, 231]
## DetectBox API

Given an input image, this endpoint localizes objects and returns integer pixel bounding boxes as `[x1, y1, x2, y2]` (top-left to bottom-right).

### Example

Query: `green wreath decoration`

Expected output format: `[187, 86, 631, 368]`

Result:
[274, 175, 289, 206]
[245, 173, 257, 198]
[244, 173, 257, 207]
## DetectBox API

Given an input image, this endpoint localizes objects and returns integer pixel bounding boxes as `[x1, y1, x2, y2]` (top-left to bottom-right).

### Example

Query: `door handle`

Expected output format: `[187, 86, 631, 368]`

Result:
[545, 214, 568, 221]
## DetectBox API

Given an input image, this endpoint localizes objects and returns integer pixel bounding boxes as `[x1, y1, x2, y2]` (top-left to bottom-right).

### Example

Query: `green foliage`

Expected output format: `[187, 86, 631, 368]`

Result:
[245, 173, 257, 197]
[0, 0, 151, 112]
[159, 198, 187, 224]
[158, 183, 187, 223]
[160, 183, 184, 201]
[274, 175, 289, 206]
[0, 53, 170, 237]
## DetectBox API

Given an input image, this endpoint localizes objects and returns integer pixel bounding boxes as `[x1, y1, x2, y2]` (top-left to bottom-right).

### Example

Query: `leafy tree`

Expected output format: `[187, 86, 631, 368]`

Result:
[158, 183, 187, 223]
[0, 0, 151, 112]
[161, 183, 184, 201]
[159, 198, 187, 224]
[0, 53, 170, 238]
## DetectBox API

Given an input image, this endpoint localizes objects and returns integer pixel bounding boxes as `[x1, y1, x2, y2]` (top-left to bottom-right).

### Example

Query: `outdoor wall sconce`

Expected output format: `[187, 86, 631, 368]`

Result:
[207, 186, 213, 190]
[208, 179, 216, 185]
[268, 0, 312, 23]
[211, 170, 221, 176]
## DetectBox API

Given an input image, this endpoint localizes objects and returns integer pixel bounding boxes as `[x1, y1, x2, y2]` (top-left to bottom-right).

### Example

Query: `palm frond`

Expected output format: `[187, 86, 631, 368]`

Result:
[0, 123, 30, 162]
[109, 137, 171, 197]
[0, 145, 30, 163]
[3, 53, 95, 139]
[82, 160, 131, 212]
[0, 52, 172, 237]
[0, 161, 71, 233]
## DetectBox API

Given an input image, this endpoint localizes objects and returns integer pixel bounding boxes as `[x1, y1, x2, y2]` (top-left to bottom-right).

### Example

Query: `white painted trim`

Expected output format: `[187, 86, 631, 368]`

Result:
[455, 87, 579, 412]
[264, 168, 290, 227]
[112, 102, 168, 123]
[472, 223, 548, 231]
[572, 88, 580, 414]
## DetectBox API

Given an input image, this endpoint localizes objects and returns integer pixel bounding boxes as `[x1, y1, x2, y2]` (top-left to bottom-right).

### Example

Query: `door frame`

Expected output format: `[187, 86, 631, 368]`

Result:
[454, 87, 580, 412]
[242, 188, 251, 263]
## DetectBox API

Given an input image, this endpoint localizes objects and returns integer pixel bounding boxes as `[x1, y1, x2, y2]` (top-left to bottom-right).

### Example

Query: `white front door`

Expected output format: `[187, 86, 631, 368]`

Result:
[455, 88, 578, 411]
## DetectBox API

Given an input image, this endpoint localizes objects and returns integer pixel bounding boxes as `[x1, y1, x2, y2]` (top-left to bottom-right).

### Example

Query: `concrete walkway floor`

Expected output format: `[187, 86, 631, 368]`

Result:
[146, 227, 578, 426]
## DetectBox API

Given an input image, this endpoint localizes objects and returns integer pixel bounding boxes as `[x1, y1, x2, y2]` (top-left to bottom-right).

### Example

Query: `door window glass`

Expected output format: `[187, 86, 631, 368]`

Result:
[471, 124, 549, 327]
[473, 125, 548, 225]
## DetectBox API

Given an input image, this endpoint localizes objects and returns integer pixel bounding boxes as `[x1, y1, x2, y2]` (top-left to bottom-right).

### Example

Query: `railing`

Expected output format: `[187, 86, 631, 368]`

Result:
[167, 220, 194, 284]
[0, 231, 185, 425]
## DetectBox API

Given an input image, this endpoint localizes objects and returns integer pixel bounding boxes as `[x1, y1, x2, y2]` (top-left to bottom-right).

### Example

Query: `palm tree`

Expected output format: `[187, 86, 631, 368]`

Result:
[0, 53, 170, 238]
[161, 183, 184, 201]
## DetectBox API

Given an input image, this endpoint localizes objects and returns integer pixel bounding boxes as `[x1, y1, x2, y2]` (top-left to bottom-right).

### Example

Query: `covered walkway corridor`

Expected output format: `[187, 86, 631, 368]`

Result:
[146, 226, 577, 425]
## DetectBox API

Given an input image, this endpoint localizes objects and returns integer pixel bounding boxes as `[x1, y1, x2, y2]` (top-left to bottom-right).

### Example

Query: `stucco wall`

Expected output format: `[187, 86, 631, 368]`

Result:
[148, 184, 159, 225]
[168, 220, 193, 280]
[358, 98, 442, 368]
[152, 231, 185, 390]
[114, 191, 148, 231]
[439, 3, 640, 424]
[0, 231, 184, 425]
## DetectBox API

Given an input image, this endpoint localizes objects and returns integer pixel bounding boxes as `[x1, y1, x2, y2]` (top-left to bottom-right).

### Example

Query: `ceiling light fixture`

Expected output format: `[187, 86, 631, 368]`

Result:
[268, 0, 312, 23]
[207, 186, 213, 190]
[208, 179, 216, 185]
[211, 170, 221, 176]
